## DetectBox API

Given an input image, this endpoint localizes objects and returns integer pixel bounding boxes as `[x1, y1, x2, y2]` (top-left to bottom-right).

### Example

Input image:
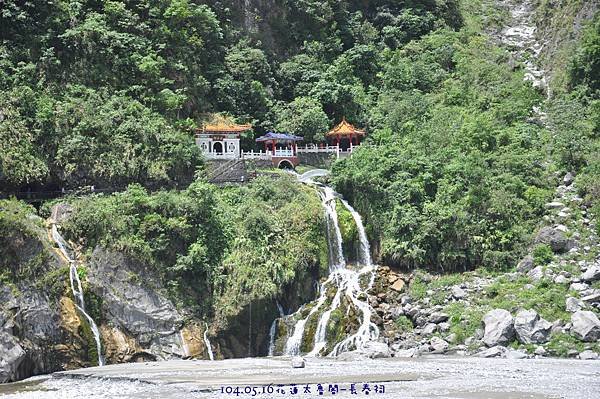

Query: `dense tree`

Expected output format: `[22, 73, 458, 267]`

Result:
[274, 97, 330, 142]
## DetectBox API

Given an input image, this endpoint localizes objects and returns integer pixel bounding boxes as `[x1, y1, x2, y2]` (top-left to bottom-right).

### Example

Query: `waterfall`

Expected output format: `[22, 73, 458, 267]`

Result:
[203, 323, 214, 361]
[339, 198, 372, 267]
[179, 330, 189, 358]
[280, 170, 380, 357]
[320, 187, 346, 270]
[50, 224, 105, 367]
[283, 286, 330, 356]
[267, 319, 278, 356]
[268, 301, 286, 356]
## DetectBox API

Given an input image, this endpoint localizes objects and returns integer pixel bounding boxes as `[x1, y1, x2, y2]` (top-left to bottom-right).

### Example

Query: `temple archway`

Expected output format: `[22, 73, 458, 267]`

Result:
[213, 142, 223, 154]
[278, 159, 294, 170]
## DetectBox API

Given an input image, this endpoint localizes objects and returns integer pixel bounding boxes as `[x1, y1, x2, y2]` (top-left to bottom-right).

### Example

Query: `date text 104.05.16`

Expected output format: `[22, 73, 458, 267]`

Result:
[220, 383, 386, 396]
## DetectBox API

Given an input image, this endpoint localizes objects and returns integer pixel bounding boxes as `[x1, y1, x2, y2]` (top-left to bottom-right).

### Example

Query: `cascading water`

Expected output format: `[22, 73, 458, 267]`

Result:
[179, 331, 189, 358]
[268, 301, 286, 356]
[50, 223, 105, 367]
[280, 170, 380, 357]
[203, 323, 215, 361]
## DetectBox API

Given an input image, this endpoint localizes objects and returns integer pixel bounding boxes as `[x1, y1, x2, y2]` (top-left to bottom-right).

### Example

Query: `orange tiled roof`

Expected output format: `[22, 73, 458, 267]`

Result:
[202, 122, 252, 133]
[326, 118, 366, 137]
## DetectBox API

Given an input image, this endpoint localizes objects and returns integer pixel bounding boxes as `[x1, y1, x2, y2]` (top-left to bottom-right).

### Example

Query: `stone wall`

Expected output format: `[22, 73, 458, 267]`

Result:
[298, 153, 337, 168]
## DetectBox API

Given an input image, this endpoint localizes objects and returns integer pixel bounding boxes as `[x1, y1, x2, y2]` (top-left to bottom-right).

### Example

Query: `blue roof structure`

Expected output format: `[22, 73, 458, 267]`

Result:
[255, 132, 303, 142]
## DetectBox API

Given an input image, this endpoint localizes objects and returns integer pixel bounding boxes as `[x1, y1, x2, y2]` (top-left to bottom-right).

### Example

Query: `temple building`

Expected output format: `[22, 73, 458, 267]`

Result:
[195, 121, 252, 159]
[325, 118, 366, 152]
[255, 132, 303, 168]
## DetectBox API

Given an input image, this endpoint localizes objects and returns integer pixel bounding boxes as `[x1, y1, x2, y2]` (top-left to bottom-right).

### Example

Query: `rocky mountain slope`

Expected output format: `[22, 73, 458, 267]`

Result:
[363, 173, 599, 360]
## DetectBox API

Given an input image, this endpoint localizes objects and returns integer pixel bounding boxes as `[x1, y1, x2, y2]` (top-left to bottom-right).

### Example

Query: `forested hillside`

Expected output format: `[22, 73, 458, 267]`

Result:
[1, 0, 461, 190]
[0, 0, 599, 382]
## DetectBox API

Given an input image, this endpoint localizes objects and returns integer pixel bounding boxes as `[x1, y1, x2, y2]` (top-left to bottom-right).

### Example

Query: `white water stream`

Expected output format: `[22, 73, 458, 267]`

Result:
[280, 170, 379, 357]
[268, 301, 286, 356]
[50, 223, 105, 367]
[203, 323, 215, 361]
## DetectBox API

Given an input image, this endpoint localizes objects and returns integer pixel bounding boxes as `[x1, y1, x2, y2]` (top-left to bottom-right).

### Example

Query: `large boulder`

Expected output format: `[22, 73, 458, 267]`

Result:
[430, 337, 449, 353]
[390, 279, 405, 292]
[566, 297, 585, 313]
[360, 342, 391, 359]
[581, 266, 600, 282]
[451, 286, 467, 299]
[578, 350, 599, 360]
[475, 346, 506, 358]
[534, 227, 574, 253]
[482, 309, 515, 347]
[571, 311, 600, 342]
[428, 312, 449, 324]
[516, 255, 535, 273]
[527, 266, 545, 282]
[0, 332, 27, 383]
[291, 357, 305, 368]
[514, 309, 552, 344]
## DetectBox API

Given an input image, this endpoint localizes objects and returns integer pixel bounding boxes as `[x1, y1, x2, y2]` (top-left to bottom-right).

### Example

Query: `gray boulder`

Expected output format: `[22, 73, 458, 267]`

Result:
[566, 297, 585, 313]
[0, 332, 27, 383]
[475, 346, 506, 358]
[563, 172, 574, 186]
[554, 275, 571, 284]
[360, 342, 391, 359]
[582, 293, 600, 305]
[534, 227, 574, 253]
[571, 311, 600, 342]
[422, 323, 438, 335]
[570, 282, 590, 292]
[514, 309, 552, 344]
[394, 348, 416, 358]
[451, 286, 467, 299]
[578, 350, 599, 360]
[505, 349, 528, 359]
[581, 266, 600, 282]
[291, 356, 305, 368]
[527, 266, 545, 282]
[534, 346, 547, 356]
[430, 337, 449, 353]
[428, 312, 449, 324]
[482, 309, 515, 347]
[516, 255, 535, 273]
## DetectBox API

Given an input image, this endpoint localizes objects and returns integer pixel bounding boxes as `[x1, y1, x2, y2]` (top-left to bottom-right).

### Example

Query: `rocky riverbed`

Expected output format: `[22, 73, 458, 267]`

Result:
[1, 357, 599, 399]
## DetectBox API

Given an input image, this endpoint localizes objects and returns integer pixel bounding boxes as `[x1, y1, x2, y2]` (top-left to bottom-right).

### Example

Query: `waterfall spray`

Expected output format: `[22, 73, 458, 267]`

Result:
[280, 170, 380, 357]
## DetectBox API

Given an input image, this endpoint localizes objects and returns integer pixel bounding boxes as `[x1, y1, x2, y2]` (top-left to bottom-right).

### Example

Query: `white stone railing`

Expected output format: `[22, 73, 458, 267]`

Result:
[242, 150, 271, 160]
[203, 152, 239, 160]
[273, 149, 294, 157]
[296, 144, 339, 154]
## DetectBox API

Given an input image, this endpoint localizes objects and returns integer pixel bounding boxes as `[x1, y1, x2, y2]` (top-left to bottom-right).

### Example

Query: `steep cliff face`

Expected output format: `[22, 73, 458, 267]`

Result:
[534, 0, 598, 92]
[0, 204, 87, 383]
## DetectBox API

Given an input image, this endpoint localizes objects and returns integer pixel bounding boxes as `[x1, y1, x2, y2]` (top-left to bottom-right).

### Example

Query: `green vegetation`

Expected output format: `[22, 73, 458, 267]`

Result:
[533, 244, 554, 266]
[394, 315, 414, 333]
[330, 4, 599, 274]
[0, 199, 53, 283]
[331, 24, 550, 272]
[446, 302, 486, 344]
[61, 176, 326, 326]
[336, 199, 358, 261]
[482, 276, 572, 322]
[0, 0, 462, 191]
